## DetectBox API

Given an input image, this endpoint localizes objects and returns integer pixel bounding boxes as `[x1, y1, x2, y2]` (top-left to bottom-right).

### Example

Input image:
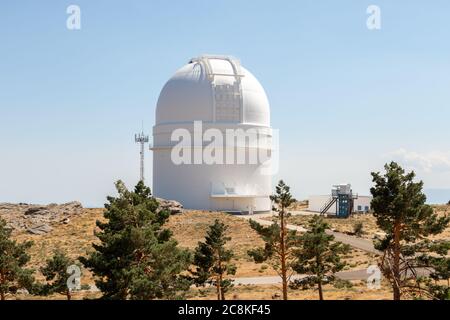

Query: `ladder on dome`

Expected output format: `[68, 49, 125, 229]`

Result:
[190, 55, 244, 123]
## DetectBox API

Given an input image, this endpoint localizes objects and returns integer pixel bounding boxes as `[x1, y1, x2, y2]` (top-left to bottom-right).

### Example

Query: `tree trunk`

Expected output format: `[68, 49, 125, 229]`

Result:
[219, 273, 226, 301]
[219, 274, 225, 300]
[393, 221, 401, 300]
[217, 249, 225, 301]
[0, 274, 4, 300]
[66, 290, 71, 301]
[216, 275, 221, 300]
[318, 280, 324, 301]
[280, 208, 288, 300]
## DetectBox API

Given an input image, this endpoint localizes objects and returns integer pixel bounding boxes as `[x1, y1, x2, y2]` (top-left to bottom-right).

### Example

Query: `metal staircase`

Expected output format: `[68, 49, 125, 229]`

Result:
[320, 197, 337, 215]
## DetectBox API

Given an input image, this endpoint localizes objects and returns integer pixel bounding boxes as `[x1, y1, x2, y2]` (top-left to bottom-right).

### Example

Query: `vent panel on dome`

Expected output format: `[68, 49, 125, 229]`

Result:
[214, 83, 242, 122]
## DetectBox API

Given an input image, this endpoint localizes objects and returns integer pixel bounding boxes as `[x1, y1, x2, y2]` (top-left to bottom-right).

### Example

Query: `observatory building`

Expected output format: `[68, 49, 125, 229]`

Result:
[308, 184, 372, 218]
[151, 55, 273, 213]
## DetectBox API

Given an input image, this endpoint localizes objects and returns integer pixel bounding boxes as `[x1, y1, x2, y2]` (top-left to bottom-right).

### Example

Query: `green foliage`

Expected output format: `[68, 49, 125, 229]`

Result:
[247, 180, 298, 271]
[191, 219, 236, 300]
[40, 250, 77, 300]
[353, 222, 364, 237]
[371, 162, 449, 248]
[248, 180, 299, 300]
[333, 278, 353, 289]
[0, 218, 35, 300]
[250, 180, 298, 266]
[80, 180, 191, 300]
[247, 220, 299, 266]
[270, 180, 296, 211]
[291, 216, 350, 300]
[414, 241, 450, 300]
[370, 162, 450, 300]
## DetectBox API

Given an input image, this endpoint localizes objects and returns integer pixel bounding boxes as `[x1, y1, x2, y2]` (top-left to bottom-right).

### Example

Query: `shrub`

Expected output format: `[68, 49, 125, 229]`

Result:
[353, 222, 364, 237]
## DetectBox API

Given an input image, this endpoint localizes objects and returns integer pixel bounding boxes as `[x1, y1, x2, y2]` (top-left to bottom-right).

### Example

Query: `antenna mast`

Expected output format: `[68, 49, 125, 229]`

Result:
[135, 129, 149, 182]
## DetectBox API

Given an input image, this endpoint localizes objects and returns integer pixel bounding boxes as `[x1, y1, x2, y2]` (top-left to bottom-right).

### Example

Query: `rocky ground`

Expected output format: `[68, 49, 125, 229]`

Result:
[0, 201, 84, 235]
[155, 198, 184, 215]
[0, 198, 184, 236]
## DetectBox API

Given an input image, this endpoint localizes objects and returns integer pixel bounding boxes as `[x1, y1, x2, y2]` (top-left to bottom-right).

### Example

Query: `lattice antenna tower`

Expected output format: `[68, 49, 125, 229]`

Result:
[135, 123, 149, 182]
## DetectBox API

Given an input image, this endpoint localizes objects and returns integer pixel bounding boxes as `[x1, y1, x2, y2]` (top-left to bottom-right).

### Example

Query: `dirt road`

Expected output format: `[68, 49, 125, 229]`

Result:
[239, 213, 381, 255]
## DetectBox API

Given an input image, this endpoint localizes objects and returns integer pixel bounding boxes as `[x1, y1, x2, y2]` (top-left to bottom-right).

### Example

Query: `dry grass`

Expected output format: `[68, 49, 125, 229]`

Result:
[285, 214, 379, 240]
[7, 208, 276, 300]
[341, 249, 379, 271]
[166, 210, 276, 277]
[430, 205, 450, 241]
[13, 208, 105, 283]
[288, 200, 308, 211]
[6, 205, 448, 300]
[186, 280, 393, 300]
[284, 205, 450, 241]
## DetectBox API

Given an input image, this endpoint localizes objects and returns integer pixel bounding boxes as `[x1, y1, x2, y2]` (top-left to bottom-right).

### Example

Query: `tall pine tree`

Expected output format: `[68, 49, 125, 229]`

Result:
[248, 180, 299, 300]
[80, 180, 191, 300]
[370, 162, 449, 300]
[191, 219, 236, 300]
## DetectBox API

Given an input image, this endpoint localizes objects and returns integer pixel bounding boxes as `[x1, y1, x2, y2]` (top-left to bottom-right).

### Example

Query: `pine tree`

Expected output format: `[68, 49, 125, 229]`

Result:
[291, 216, 350, 300]
[0, 218, 35, 300]
[80, 180, 191, 300]
[191, 219, 236, 300]
[414, 241, 450, 300]
[370, 162, 450, 300]
[248, 180, 298, 300]
[40, 250, 78, 300]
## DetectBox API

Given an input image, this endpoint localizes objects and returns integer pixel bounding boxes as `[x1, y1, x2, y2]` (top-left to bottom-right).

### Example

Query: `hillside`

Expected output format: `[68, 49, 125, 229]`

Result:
[0, 204, 413, 300]
[282, 205, 450, 241]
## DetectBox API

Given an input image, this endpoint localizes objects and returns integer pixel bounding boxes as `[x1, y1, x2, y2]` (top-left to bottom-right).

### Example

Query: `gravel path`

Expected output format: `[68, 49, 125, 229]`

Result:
[239, 213, 381, 255]
[233, 269, 371, 285]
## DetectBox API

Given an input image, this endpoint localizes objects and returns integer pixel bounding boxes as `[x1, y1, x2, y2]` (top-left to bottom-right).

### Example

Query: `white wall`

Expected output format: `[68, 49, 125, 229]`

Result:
[308, 195, 335, 213]
[353, 196, 372, 212]
[152, 123, 272, 212]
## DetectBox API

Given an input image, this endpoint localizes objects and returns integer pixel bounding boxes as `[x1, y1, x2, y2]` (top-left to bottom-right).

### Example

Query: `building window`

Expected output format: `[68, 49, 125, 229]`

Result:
[365, 206, 369, 212]
[357, 205, 362, 211]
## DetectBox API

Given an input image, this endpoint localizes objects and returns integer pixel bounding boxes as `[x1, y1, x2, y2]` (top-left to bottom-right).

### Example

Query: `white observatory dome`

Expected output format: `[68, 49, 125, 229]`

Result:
[152, 55, 273, 213]
[156, 57, 270, 126]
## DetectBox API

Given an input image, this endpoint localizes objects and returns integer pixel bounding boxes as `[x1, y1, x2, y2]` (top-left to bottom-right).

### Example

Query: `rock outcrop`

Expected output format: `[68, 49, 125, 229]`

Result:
[0, 198, 183, 235]
[0, 202, 84, 235]
[155, 198, 183, 215]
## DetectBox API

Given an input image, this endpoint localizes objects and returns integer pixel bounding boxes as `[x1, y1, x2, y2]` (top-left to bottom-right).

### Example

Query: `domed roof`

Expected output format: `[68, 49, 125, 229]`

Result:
[155, 55, 270, 127]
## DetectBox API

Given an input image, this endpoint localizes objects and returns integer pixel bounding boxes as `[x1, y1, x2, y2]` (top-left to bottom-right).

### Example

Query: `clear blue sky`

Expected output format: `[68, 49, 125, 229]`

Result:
[1, 1, 449, 206]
